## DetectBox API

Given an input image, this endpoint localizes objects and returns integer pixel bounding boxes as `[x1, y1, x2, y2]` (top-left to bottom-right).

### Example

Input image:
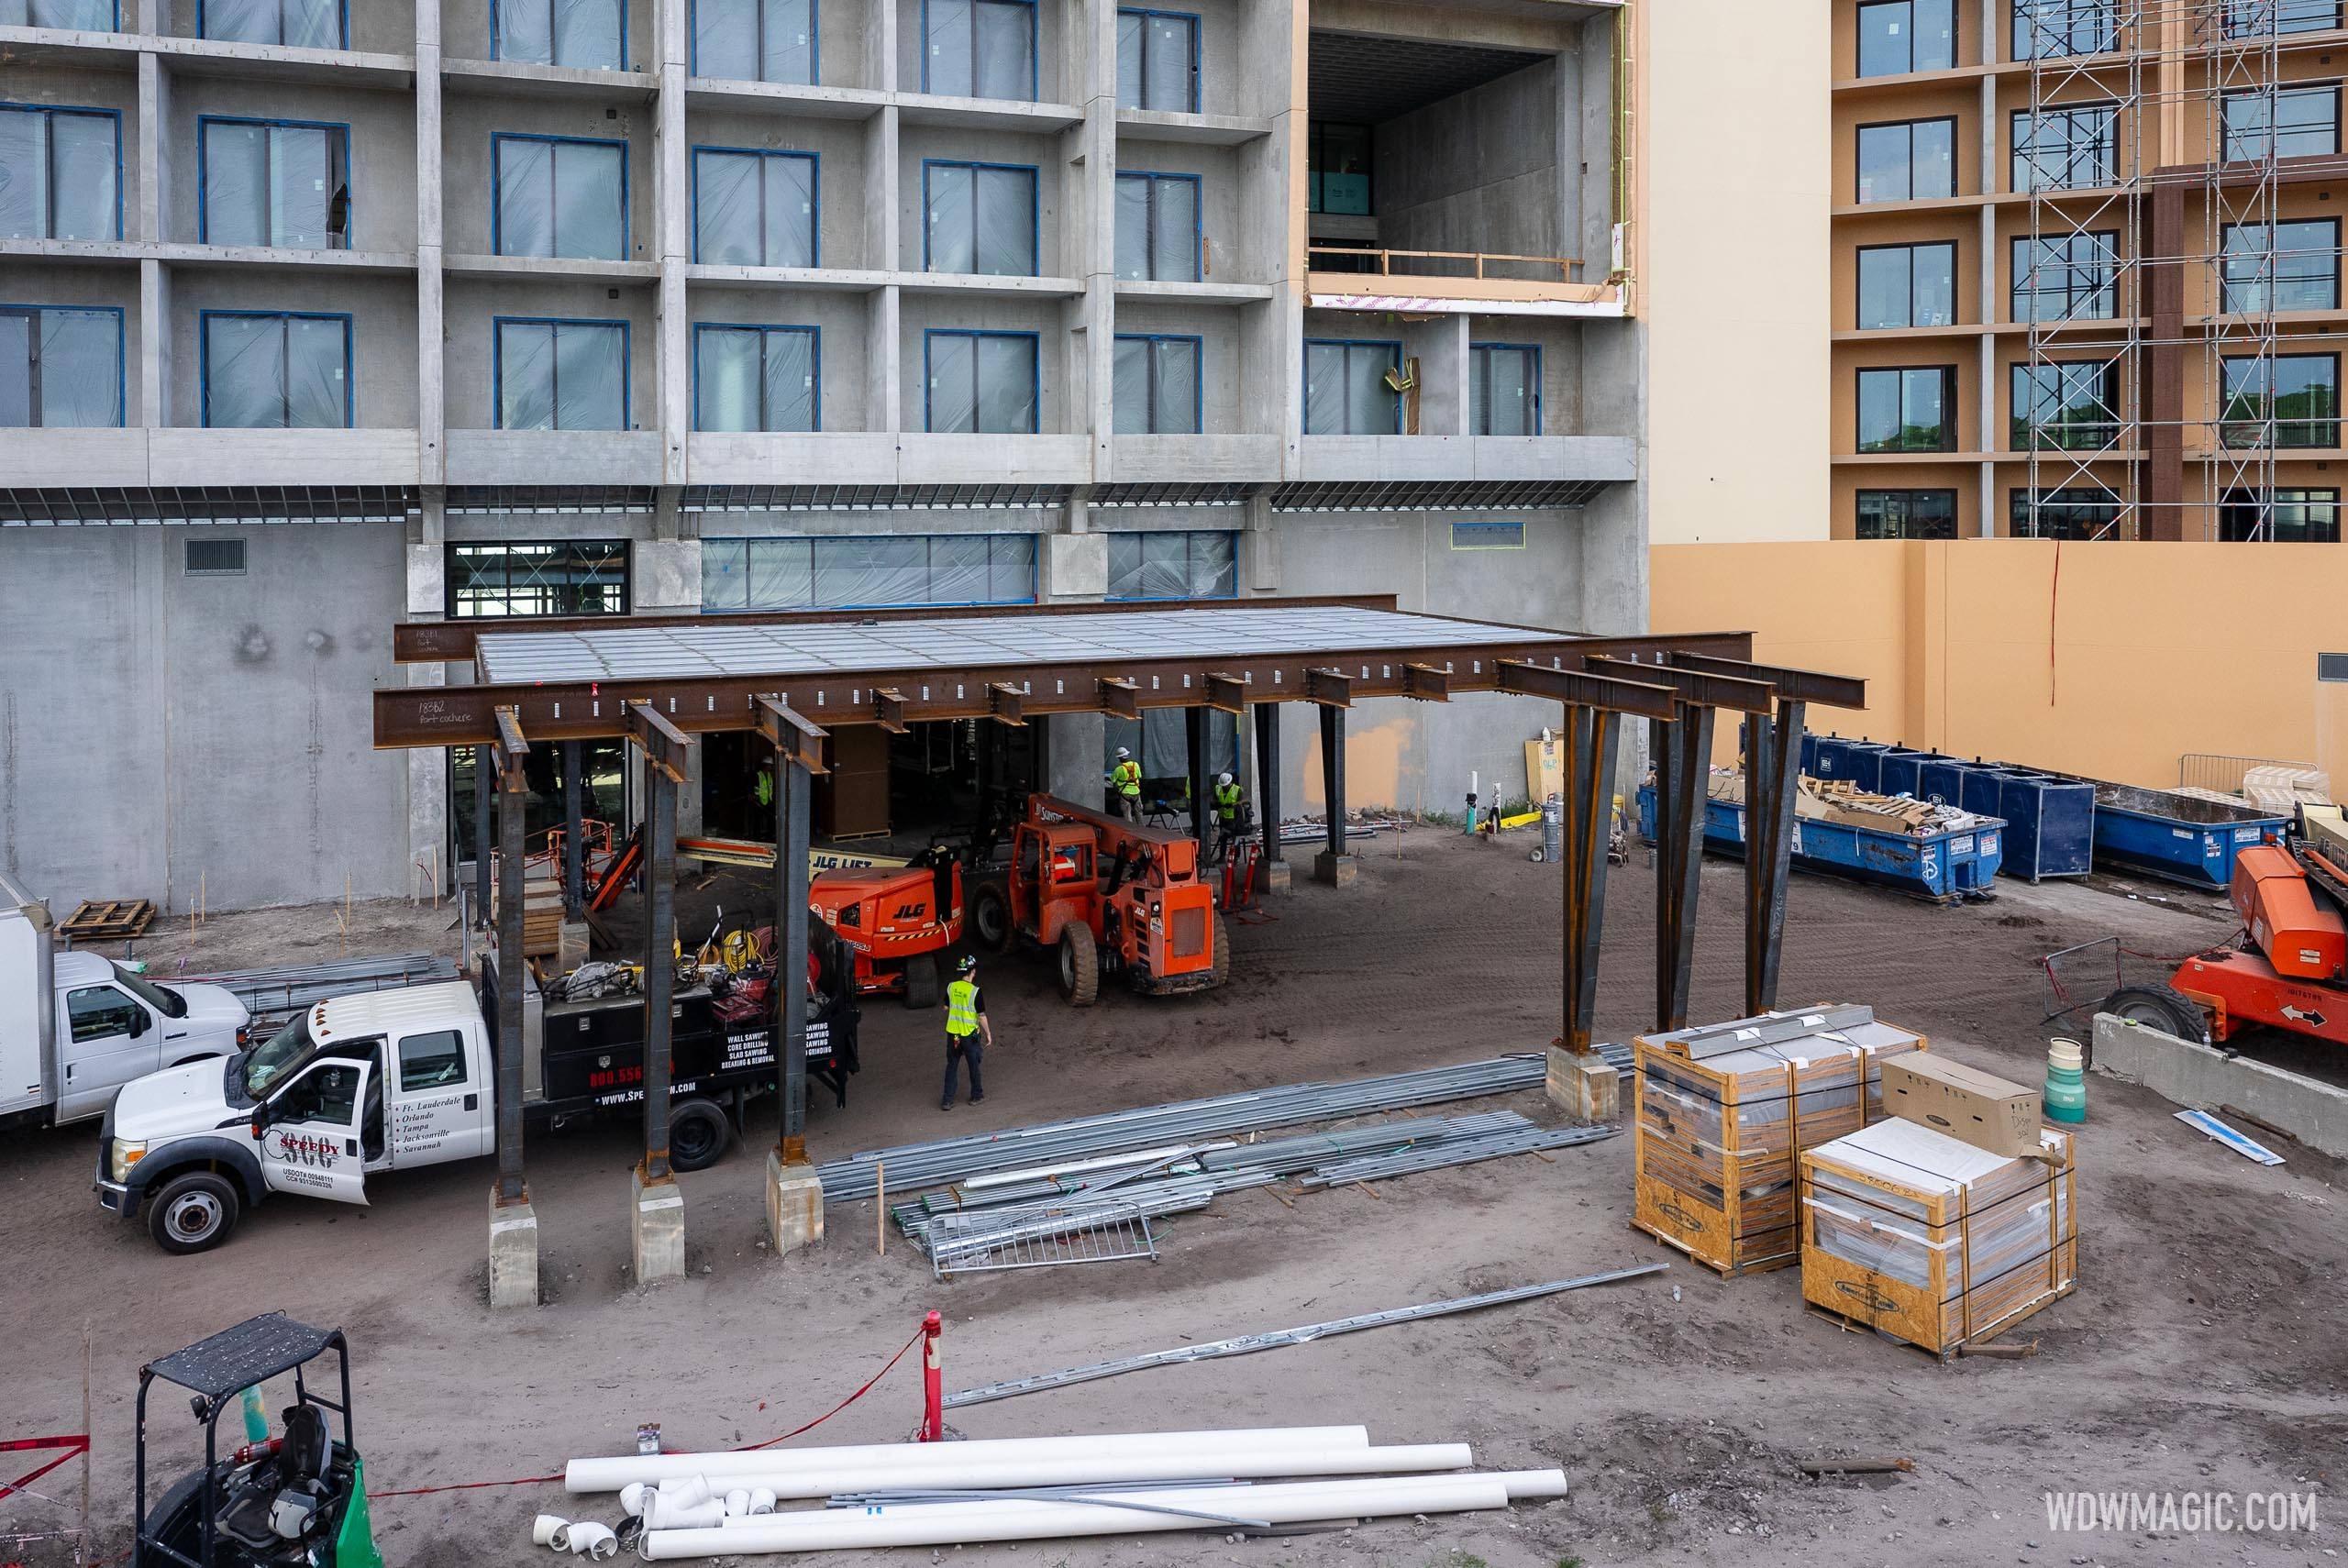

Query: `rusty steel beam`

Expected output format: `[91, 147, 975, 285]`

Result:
[1401, 663, 1452, 701]
[372, 631, 1757, 749]
[1304, 668, 1354, 708]
[751, 695, 830, 775]
[1668, 653, 1866, 712]
[490, 706, 529, 792]
[1585, 657, 1772, 715]
[1204, 672, 1251, 714]
[1496, 660, 1677, 721]
[1097, 677, 1141, 719]
[625, 701, 692, 784]
[987, 681, 1027, 726]
[392, 592, 1407, 664]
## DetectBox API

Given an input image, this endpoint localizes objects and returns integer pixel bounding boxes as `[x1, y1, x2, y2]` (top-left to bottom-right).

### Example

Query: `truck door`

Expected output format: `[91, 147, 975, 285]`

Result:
[56, 984, 158, 1121]
[387, 1025, 490, 1165]
[258, 1057, 372, 1206]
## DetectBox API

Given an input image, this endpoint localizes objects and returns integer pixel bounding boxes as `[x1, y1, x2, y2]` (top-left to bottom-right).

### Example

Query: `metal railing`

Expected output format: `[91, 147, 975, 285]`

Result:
[2177, 752, 2317, 794]
[1306, 245, 1584, 284]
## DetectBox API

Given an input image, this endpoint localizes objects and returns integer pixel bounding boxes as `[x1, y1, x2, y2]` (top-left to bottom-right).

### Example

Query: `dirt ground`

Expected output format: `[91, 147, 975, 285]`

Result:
[6, 830, 2344, 1568]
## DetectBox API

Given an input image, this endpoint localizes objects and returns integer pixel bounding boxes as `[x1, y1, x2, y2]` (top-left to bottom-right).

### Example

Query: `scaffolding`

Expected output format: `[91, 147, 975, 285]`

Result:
[2019, 0, 2307, 541]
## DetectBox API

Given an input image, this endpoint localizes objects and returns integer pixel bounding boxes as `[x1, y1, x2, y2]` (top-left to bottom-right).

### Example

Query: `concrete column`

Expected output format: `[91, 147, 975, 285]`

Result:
[1242, 491, 1279, 592]
[655, 0, 690, 480]
[870, 283, 902, 431]
[1079, 0, 1117, 474]
[138, 259, 170, 428]
[417, 0, 446, 483]
[135, 53, 165, 243]
[1404, 314, 1469, 436]
[405, 495, 449, 899]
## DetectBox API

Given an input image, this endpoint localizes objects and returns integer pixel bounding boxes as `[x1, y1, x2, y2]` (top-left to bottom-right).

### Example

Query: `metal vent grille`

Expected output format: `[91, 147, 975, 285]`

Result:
[1090, 483, 1253, 508]
[2321, 653, 2348, 683]
[445, 487, 656, 515]
[183, 538, 247, 576]
[0, 488, 417, 526]
[1269, 480, 1614, 513]
[682, 485, 1074, 513]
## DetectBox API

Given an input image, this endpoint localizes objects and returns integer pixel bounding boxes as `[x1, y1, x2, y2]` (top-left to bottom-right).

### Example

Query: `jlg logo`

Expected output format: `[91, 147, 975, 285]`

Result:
[892, 901, 925, 920]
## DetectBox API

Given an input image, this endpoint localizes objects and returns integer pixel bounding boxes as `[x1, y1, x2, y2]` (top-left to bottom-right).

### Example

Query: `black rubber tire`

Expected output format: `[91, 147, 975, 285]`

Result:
[1058, 923, 1100, 1006]
[2099, 984, 2210, 1044]
[667, 1099, 733, 1173]
[971, 883, 1017, 955]
[1210, 913, 1232, 989]
[903, 953, 941, 1010]
[147, 1171, 240, 1255]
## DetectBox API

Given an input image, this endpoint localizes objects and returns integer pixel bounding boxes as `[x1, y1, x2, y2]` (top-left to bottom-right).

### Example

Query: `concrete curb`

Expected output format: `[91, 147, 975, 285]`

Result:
[2089, 1012, 2348, 1159]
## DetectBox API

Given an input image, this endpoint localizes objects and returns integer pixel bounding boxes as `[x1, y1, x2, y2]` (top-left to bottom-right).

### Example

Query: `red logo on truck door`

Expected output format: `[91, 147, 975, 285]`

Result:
[272, 1132, 336, 1167]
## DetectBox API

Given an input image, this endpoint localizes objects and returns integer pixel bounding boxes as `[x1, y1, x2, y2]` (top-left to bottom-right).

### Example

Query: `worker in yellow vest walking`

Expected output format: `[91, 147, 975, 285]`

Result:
[1110, 746, 1144, 823]
[1212, 770, 1244, 856]
[941, 955, 992, 1110]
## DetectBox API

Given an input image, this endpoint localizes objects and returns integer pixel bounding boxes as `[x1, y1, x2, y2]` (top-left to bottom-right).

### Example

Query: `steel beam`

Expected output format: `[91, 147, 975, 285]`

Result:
[1186, 706, 1209, 847]
[1744, 697, 1807, 1014]
[1652, 704, 1716, 1032]
[1497, 660, 1678, 721]
[874, 689, 910, 734]
[625, 701, 692, 785]
[471, 745, 491, 926]
[1585, 657, 1772, 715]
[641, 763, 678, 1185]
[1319, 703, 1346, 861]
[751, 695, 830, 776]
[1255, 701, 1282, 886]
[1558, 703, 1621, 1056]
[773, 739, 810, 1165]
[1097, 677, 1141, 720]
[1401, 663, 1452, 701]
[493, 738, 528, 1206]
[1204, 672, 1250, 714]
[987, 681, 1027, 726]
[490, 706, 529, 790]
[1304, 668, 1354, 708]
[561, 739, 583, 921]
[1667, 653, 1866, 712]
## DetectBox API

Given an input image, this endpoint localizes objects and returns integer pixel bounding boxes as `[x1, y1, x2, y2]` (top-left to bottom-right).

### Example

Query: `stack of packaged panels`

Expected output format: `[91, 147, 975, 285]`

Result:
[1798, 1118, 2077, 1357]
[1631, 1005, 1928, 1275]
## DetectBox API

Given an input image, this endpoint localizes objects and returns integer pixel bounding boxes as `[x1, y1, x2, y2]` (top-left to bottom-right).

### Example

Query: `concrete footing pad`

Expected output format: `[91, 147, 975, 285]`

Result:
[2091, 1011, 2348, 1157]
[630, 1168, 687, 1286]
[488, 1188, 538, 1309]
[1312, 851, 1357, 887]
[1545, 1044, 1622, 1124]
[1257, 857, 1292, 894]
[767, 1151, 825, 1258]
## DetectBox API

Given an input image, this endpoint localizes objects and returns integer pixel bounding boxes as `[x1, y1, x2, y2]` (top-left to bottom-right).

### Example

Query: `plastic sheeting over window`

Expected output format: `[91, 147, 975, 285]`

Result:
[1104, 529, 1233, 601]
[0, 305, 121, 427]
[701, 533, 1036, 611]
[495, 0, 625, 70]
[924, 160, 1036, 276]
[1113, 171, 1197, 282]
[1116, 9, 1196, 112]
[496, 318, 626, 430]
[449, 539, 629, 616]
[200, 0, 342, 46]
[1112, 334, 1198, 434]
[1104, 709, 1234, 788]
[1302, 339, 1398, 435]
[693, 324, 816, 431]
[0, 1, 122, 27]
[494, 135, 626, 260]
[692, 148, 815, 266]
[926, 330, 1037, 433]
[924, 0, 1036, 100]
[0, 105, 118, 241]
[692, 0, 815, 83]
[1470, 344, 1537, 436]
[201, 312, 349, 428]
[200, 119, 347, 248]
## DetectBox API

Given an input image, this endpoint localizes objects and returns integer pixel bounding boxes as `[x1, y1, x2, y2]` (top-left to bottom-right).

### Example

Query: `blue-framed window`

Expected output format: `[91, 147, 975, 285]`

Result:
[925, 329, 1037, 432]
[703, 534, 1036, 611]
[691, 147, 816, 266]
[198, 116, 349, 248]
[690, 0, 815, 84]
[200, 310, 352, 428]
[492, 132, 627, 259]
[0, 104, 120, 240]
[921, 0, 1036, 101]
[922, 160, 1036, 275]
[2222, 83, 2342, 162]
[0, 2, 120, 28]
[1104, 530, 1234, 600]
[0, 303, 122, 426]
[693, 323, 817, 431]
[1114, 170, 1198, 282]
[493, 0, 626, 70]
[1116, 8, 1198, 111]
[197, 0, 344, 46]
[1302, 338, 1399, 435]
[1112, 333, 1199, 434]
[495, 316, 628, 430]
[1469, 343, 1539, 436]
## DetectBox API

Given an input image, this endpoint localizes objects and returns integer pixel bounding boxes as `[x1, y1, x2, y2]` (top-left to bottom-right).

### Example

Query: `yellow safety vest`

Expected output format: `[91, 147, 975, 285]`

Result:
[1112, 760, 1142, 798]
[945, 978, 980, 1037]
[1213, 782, 1242, 822]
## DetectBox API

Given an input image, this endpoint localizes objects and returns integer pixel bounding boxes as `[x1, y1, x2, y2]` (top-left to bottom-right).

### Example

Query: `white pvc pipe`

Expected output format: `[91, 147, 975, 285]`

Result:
[566, 1427, 1369, 1492]
[704, 1442, 1473, 1507]
[747, 1486, 777, 1515]
[643, 1474, 1523, 1558]
[532, 1515, 569, 1548]
[565, 1522, 620, 1561]
[724, 1489, 752, 1518]
[641, 1495, 726, 1531]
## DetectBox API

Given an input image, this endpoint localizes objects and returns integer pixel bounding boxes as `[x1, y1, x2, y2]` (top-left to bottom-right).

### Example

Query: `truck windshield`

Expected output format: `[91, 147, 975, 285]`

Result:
[109, 964, 189, 1019]
[242, 1015, 317, 1097]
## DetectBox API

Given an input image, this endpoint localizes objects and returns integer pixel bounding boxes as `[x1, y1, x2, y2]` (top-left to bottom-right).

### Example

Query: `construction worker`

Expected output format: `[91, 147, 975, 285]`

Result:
[1212, 770, 1244, 859]
[940, 954, 991, 1110]
[1110, 745, 1143, 823]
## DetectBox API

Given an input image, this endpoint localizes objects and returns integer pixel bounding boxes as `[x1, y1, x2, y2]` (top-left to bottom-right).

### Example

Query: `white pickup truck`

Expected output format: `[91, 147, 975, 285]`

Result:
[97, 957, 847, 1253]
[2, 872, 251, 1129]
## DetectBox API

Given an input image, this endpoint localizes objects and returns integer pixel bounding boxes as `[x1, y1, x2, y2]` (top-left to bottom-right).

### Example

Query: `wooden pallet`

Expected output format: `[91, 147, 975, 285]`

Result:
[59, 899, 155, 940]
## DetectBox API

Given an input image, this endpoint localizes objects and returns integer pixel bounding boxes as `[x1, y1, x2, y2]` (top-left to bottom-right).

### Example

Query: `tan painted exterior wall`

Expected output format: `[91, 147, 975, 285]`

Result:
[1644, 0, 1833, 543]
[1652, 539, 2348, 787]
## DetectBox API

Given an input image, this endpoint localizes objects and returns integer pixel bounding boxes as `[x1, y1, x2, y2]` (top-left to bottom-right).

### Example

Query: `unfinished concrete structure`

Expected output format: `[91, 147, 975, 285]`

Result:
[0, 0, 1644, 911]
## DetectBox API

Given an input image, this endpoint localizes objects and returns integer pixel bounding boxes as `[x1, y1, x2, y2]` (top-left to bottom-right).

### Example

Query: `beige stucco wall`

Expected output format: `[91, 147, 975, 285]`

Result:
[1642, 0, 1833, 542]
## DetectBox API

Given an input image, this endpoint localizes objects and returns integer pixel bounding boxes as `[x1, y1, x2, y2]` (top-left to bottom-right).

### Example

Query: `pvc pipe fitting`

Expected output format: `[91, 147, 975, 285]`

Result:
[658, 1474, 714, 1507]
[641, 1494, 726, 1531]
[566, 1521, 619, 1561]
[723, 1490, 752, 1518]
[748, 1487, 778, 1516]
[533, 1515, 570, 1548]
[618, 1484, 648, 1518]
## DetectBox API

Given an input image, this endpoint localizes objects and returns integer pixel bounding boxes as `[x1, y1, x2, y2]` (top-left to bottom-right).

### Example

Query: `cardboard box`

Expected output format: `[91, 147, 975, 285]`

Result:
[1880, 1055, 2041, 1158]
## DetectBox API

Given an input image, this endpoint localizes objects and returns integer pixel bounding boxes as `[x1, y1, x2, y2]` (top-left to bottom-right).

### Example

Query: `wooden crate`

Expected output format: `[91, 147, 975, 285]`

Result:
[1799, 1120, 2077, 1359]
[1630, 1011, 1927, 1276]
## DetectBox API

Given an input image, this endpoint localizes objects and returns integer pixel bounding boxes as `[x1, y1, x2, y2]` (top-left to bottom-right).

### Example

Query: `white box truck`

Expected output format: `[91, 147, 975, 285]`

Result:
[1, 871, 251, 1129]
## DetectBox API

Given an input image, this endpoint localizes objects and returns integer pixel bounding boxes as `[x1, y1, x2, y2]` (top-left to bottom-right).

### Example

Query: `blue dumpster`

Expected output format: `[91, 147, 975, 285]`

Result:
[1992, 772, 2096, 882]
[1875, 747, 1948, 798]
[2083, 783, 2287, 889]
[1958, 765, 2014, 819]
[1826, 739, 1891, 791]
[1915, 756, 1975, 808]
[1800, 730, 1822, 774]
[1636, 786, 2004, 904]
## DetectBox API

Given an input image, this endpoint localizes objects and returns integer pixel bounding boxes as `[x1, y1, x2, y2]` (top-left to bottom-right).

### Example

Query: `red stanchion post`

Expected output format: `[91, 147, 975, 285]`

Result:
[919, 1311, 944, 1442]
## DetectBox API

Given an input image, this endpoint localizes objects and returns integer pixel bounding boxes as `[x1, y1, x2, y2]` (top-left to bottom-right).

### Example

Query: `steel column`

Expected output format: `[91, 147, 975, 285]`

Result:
[493, 750, 527, 1204]
[1744, 698, 1806, 1014]
[561, 739, 583, 921]
[1559, 704, 1621, 1056]
[1254, 701, 1282, 882]
[1654, 705, 1714, 1031]
[1319, 702, 1346, 862]
[776, 746, 810, 1164]
[472, 745, 492, 923]
[642, 766, 677, 1184]
[1185, 705, 1208, 846]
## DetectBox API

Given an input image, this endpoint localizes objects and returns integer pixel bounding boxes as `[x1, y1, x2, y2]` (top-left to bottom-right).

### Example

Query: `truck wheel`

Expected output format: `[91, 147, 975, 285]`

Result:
[2099, 985, 2210, 1045]
[1058, 923, 1100, 1007]
[903, 953, 941, 1010]
[1210, 914, 1232, 989]
[971, 883, 1017, 955]
[668, 1099, 733, 1173]
[147, 1172, 240, 1255]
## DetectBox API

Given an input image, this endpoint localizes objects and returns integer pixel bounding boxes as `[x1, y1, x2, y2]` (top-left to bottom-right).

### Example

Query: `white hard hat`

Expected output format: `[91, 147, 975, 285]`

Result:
[1218, 772, 1232, 787]
[1115, 746, 1132, 758]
